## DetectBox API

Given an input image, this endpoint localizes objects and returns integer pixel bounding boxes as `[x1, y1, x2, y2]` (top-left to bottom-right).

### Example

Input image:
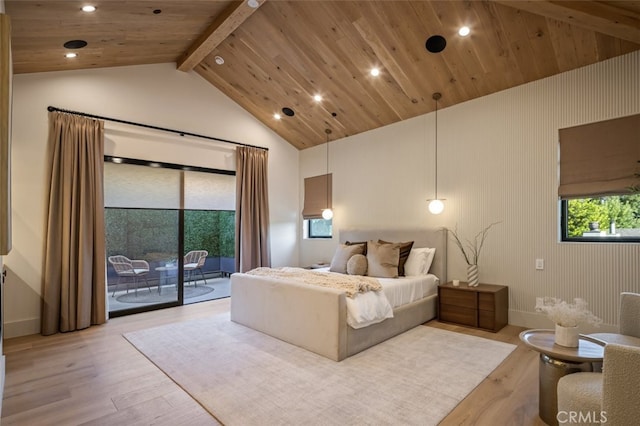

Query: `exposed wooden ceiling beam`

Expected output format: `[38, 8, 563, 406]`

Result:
[177, 0, 265, 72]
[495, 1, 640, 44]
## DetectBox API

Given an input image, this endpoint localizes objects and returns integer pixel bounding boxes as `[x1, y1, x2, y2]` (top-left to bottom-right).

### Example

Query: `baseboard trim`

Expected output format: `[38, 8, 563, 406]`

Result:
[508, 309, 617, 334]
[5, 317, 40, 338]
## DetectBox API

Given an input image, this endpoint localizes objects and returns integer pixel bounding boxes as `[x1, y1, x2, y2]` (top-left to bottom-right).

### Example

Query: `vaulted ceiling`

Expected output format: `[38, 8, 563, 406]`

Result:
[6, 1, 640, 150]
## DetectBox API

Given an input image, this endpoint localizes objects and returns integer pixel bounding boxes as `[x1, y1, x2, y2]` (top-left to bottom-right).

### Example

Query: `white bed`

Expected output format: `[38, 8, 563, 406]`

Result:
[230, 228, 447, 361]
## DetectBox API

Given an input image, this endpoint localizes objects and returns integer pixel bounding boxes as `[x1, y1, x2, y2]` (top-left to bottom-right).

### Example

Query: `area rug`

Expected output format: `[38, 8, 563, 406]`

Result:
[116, 285, 214, 303]
[124, 314, 515, 425]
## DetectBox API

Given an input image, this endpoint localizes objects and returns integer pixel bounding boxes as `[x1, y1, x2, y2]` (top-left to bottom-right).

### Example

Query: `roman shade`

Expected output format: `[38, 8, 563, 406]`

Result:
[558, 114, 640, 199]
[302, 173, 332, 219]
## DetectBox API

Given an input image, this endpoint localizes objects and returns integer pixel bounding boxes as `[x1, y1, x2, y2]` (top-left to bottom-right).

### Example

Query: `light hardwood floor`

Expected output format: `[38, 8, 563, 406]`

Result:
[2, 299, 546, 425]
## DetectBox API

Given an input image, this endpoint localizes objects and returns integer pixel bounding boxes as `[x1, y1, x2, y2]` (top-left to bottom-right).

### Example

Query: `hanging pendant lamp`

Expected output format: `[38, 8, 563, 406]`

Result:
[427, 92, 445, 215]
[322, 128, 333, 220]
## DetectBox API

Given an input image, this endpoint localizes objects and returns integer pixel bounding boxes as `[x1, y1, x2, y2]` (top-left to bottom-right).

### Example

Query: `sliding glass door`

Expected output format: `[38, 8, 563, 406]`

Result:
[104, 159, 235, 316]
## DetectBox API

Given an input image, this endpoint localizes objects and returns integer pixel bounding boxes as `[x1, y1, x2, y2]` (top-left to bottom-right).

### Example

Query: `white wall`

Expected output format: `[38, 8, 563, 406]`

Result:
[6, 63, 299, 338]
[300, 51, 640, 332]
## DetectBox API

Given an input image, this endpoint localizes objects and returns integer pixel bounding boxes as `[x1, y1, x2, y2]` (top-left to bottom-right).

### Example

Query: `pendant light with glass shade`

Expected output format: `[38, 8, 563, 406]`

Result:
[322, 128, 334, 220]
[427, 92, 445, 214]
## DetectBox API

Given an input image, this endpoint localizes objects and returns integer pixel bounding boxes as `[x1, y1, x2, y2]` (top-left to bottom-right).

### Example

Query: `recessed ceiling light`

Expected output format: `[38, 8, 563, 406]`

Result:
[425, 35, 447, 53]
[81, 5, 96, 13]
[313, 94, 322, 102]
[64, 39, 88, 49]
[370, 68, 380, 77]
[247, 0, 259, 8]
[214, 56, 225, 65]
[112, 157, 123, 164]
[458, 26, 470, 37]
[65, 53, 78, 58]
[274, 113, 281, 120]
[282, 107, 295, 117]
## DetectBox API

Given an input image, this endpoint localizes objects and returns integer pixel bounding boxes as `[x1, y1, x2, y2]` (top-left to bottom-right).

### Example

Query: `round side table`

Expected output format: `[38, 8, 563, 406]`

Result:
[519, 329, 605, 426]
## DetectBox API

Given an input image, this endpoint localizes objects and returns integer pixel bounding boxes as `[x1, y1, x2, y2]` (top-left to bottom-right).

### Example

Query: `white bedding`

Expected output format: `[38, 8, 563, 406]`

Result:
[314, 267, 439, 329]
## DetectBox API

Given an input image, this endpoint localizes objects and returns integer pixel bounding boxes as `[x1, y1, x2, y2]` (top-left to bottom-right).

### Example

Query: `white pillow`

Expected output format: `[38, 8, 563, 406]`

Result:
[404, 247, 436, 276]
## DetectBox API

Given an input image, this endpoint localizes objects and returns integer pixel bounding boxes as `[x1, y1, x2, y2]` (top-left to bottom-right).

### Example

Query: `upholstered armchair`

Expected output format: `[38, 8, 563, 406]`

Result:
[588, 292, 640, 347]
[108, 255, 151, 296]
[184, 250, 208, 286]
[557, 343, 640, 425]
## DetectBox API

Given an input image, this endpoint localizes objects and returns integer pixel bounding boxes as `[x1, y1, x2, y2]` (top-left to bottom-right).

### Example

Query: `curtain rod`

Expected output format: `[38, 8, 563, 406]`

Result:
[47, 106, 268, 151]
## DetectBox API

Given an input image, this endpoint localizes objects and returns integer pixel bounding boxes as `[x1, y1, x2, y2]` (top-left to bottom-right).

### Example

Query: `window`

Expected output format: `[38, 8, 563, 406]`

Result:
[561, 195, 640, 242]
[104, 157, 235, 316]
[308, 218, 332, 238]
[302, 174, 333, 238]
[559, 114, 639, 243]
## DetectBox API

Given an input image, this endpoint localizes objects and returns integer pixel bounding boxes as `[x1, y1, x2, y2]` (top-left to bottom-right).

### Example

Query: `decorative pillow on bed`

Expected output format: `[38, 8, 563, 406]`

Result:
[404, 247, 436, 276]
[347, 254, 368, 276]
[366, 240, 399, 278]
[345, 240, 367, 255]
[378, 239, 414, 276]
[329, 243, 365, 273]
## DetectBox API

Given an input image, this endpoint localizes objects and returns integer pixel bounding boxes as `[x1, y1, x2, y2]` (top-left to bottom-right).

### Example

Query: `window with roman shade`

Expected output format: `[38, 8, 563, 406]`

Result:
[559, 114, 640, 199]
[302, 174, 332, 219]
[559, 114, 640, 242]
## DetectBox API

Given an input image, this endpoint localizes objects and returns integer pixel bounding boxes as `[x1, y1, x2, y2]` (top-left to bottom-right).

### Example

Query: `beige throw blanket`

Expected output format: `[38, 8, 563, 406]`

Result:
[246, 267, 381, 297]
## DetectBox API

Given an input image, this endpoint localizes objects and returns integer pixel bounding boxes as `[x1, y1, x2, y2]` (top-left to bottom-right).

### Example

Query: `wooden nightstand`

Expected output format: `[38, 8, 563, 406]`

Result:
[438, 282, 508, 332]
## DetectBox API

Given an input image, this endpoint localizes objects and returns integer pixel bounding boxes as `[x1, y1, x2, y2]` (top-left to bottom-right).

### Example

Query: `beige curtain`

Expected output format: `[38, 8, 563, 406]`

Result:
[235, 146, 271, 272]
[42, 111, 107, 335]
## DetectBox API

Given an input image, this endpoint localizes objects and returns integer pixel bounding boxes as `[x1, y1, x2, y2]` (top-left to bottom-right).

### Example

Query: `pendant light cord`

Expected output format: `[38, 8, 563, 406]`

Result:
[432, 92, 441, 200]
[325, 128, 332, 210]
[434, 97, 438, 199]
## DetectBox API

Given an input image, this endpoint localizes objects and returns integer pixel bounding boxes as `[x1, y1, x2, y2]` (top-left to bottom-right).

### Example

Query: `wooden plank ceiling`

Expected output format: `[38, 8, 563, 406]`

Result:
[6, 1, 640, 150]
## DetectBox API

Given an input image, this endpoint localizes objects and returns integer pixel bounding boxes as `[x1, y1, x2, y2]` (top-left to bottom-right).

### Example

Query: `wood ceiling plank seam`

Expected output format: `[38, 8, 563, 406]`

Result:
[223, 31, 374, 140]
[252, 2, 391, 138]
[599, 1, 640, 17]
[177, 0, 264, 72]
[289, 34, 393, 133]
[436, 45, 482, 101]
[423, 1, 485, 101]
[409, 1, 480, 104]
[493, 0, 640, 44]
[374, 1, 455, 106]
[313, 2, 417, 120]
[618, 38, 640, 54]
[195, 66, 309, 150]
[333, 36, 411, 124]
[473, 2, 527, 89]
[199, 57, 268, 105]
[362, 2, 437, 103]
[521, 12, 562, 77]
[197, 57, 325, 150]
[268, 55, 347, 141]
[564, 22, 600, 66]
[205, 30, 292, 91]
[351, 15, 424, 106]
[594, 33, 624, 59]
[546, 19, 581, 72]
[493, 5, 548, 83]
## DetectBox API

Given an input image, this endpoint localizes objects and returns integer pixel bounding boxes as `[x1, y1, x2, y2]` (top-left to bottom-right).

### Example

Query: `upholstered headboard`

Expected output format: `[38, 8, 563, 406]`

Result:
[339, 228, 447, 283]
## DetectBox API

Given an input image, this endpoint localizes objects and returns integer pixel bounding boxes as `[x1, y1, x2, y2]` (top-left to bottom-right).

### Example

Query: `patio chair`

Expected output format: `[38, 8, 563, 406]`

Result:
[184, 250, 208, 287]
[108, 255, 151, 296]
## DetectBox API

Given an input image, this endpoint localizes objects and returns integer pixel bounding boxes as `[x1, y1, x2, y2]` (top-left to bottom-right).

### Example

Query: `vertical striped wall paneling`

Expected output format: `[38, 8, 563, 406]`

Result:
[300, 52, 640, 328]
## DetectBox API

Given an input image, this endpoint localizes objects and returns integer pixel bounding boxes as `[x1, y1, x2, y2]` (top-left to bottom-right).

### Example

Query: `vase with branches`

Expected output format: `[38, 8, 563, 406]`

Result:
[446, 222, 500, 287]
